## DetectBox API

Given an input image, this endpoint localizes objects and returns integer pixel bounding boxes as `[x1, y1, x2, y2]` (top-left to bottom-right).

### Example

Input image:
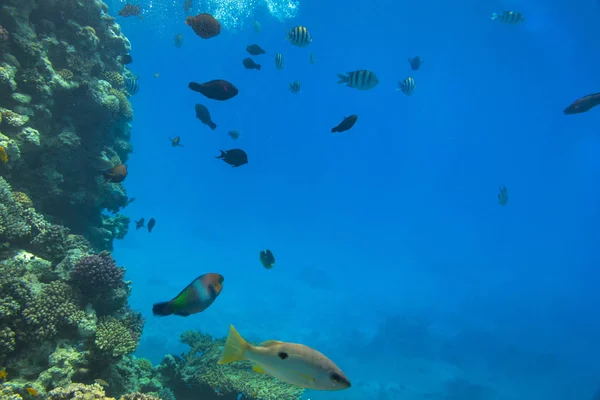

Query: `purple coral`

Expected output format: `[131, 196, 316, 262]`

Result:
[71, 251, 125, 293]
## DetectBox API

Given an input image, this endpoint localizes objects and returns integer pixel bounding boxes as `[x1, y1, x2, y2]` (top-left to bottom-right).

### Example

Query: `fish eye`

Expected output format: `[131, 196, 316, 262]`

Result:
[330, 372, 342, 382]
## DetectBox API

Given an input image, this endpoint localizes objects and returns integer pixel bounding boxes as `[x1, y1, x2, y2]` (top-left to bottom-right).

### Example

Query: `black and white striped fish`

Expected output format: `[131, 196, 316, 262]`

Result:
[336, 70, 378, 90]
[274, 53, 284, 70]
[287, 26, 312, 47]
[288, 81, 300, 93]
[125, 75, 139, 95]
[397, 77, 415, 96]
[491, 11, 525, 23]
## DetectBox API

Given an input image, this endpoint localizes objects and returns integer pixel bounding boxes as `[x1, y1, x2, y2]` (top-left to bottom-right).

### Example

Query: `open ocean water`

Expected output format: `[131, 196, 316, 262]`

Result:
[105, 0, 600, 399]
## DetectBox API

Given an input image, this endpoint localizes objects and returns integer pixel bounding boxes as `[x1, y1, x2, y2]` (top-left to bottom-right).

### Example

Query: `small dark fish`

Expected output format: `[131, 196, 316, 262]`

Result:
[491, 11, 525, 23]
[331, 115, 358, 133]
[185, 13, 221, 39]
[498, 185, 508, 206]
[189, 79, 239, 101]
[260, 249, 275, 269]
[216, 149, 248, 167]
[118, 3, 142, 18]
[127, 197, 135, 204]
[228, 130, 240, 140]
[125, 75, 139, 95]
[195, 104, 217, 130]
[148, 218, 156, 233]
[183, 0, 192, 12]
[246, 44, 266, 55]
[174, 33, 183, 48]
[337, 70, 378, 90]
[152, 273, 224, 317]
[103, 164, 127, 183]
[274, 53, 284, 70]
[170, 136, 184, 147]
[287, 25, 312, 47]
[397, 77, 415, 95]
[408, 56, 423, 70]
[289, 81, 300, 94]
[135, 218, 145, 230]
[243, 58, 261, 70]
[120, 54, 133, 65]
[564, 93, 600, 115]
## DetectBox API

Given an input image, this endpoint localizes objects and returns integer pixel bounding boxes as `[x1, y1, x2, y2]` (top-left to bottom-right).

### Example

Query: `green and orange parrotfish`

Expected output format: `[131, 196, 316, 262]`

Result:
[152, 273, 224, 317]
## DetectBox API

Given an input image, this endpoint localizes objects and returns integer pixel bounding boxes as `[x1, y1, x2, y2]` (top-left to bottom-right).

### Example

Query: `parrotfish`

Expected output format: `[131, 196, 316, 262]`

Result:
[152, 273, 224, 317]
[331, 115, 357, 133]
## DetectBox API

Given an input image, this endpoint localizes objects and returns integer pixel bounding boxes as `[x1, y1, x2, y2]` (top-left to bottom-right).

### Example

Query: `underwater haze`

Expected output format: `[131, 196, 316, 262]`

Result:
[109, 0, 600, 399]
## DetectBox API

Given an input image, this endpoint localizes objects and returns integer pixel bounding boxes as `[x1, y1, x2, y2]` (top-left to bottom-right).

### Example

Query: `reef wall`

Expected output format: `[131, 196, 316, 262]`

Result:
[0, 0, 135, 251]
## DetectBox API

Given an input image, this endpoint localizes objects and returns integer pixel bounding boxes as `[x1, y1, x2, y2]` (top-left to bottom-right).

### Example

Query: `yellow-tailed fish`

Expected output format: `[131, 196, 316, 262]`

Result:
[218, 325, 351, 391]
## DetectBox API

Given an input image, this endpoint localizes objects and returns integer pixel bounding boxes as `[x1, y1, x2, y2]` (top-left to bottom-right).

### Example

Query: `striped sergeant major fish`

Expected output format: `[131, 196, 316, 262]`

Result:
[274, 53, 284, 70]
[397, 77, 415, 96]
[287, 26, 312, 47]
[125, 75, 139, 95]
[336, 70, 379, 90]
[288, 81, 300, 94]
[491, 11, 525, 23]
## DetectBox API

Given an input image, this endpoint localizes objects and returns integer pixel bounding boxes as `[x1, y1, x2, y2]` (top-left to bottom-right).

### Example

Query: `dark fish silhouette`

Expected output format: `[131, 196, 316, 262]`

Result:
[118, 3, 142, 18]
[260, 249, 275, 269]
[408, 56, 423, 70]
[103, 164, 127, 183]
[564, 93, 600, 115]
[331, 115, 358, 133]
[189, 80, 239, 101]
[185, 13, 221, 39]
[216, 149, 248, 167]
[148, 218, 156, 233]
[135, 218, 145, 230]
[152, 273, 224, 317]
[246, 44, 266, 55]
[120, 54, 133, 65]
[195, 104, 217, 130]
[169, 136, 183, 147]
[243, 58, 261, 70]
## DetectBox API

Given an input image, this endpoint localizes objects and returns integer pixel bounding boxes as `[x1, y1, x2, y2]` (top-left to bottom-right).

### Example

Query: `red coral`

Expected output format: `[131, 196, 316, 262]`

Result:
[185, 13, 221, 39]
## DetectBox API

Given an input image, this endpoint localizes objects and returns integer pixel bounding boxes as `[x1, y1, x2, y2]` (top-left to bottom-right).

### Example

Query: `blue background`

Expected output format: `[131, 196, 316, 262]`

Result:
[106, 0, 600, 398]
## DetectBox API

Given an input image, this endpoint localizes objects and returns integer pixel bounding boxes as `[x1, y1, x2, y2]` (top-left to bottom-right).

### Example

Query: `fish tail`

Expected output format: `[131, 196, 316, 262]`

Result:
[216, 150, 226, 159]
[152, 300, 175, 316]
[331, 127, 338, 133]
[336, 74, 348, 84]
[188, 82, 202, 92]
[256, 64, 261, 70]
[218, 325, 249, 364]
[209, 121, 217, 130]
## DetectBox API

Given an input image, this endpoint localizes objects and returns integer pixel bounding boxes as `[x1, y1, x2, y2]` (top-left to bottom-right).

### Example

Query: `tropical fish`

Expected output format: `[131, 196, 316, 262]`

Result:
[148, 218, 156, 233]
[189, 80, 239, 101]
[491, 11, 525, 23]
[310, 52, 316, 64]
[331, 115, 358, 133]
[0, 145, 8, 164]
[195, 104, 217, 130]
[135, 218, 145, 230]
[152, 273, 224, 316]
[185, 13, 221, 39]
[564, 93, 600, 115]
[95, 378, 109, 387]
[125, 75, 139, 95]
[216, 149, 248, 167]
[246, 44, 266, 55]
[498, 185, 508, 206]
[169, 136, 183, 147]
[103, 164, 127, 183]
[253, 20, 261, 33]
[260, 249, 275, 269]
[287, 25, 312, 47]
[26, 387, 39, 396]
[289, 81, 300, 94]
[243, 58, 261, 70]
[274, 53, 284, 70]
[174, 33, 183, 48]
[219, 325, 351, 391]
[397, 77, 415, 95]
[228, 130, 241, 140]
[118, 3, 142, 18]
[337, 70, 378, 90]
[408, 56, 423, 70]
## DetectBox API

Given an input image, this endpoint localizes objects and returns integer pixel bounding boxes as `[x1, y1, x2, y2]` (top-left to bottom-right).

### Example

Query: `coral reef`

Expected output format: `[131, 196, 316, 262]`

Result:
[0, 0, 135, 251]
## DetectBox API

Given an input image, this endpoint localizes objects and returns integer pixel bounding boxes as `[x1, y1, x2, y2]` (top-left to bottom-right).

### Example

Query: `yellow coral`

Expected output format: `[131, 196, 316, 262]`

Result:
[102, 71, 124, 88]
[13, 192, 33, 209]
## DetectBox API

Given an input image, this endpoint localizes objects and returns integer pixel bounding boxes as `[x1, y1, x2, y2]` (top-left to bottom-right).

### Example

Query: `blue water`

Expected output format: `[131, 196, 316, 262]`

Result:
[106, 0, 600, 398]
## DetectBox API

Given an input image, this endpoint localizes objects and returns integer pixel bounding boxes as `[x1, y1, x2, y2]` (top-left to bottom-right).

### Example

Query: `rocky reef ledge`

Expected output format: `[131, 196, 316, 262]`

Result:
[0, 0, 135, 251]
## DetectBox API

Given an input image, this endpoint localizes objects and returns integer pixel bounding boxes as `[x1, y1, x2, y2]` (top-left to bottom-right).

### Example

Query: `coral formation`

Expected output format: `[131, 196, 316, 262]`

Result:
[0, 0, 135, 251]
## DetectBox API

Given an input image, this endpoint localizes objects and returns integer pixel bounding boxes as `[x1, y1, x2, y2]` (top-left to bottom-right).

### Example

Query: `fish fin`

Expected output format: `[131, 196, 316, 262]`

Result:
[152, 301, 175, 316]
[218, 325, 249, 364]
[216, 150, 226, 159]
[252, 365, 266, 374]
[175, 311, 191, 317]
[258, 340, 281, 347]
[336, 74, 347, 84]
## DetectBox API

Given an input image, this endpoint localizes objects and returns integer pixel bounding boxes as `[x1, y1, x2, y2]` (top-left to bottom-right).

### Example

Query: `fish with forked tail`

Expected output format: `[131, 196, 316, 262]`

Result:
[134, 218, 145, 230]
[216, 149, 248, 167]
[152, 273, 224, 317]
